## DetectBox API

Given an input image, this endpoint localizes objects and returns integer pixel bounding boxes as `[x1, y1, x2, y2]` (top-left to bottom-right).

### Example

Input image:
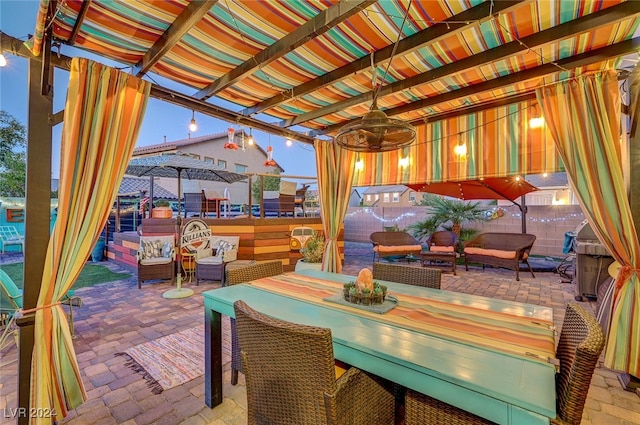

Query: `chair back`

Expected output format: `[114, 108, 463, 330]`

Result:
[555, 302, 605, 424]
[372, 263, 441, 289]
[234, 300, 337, 425]
[226, 261, 283, 285]
[210, 236, 240, 262]
[183, 192, 205, 215]
[0, 269, 23, 312]
[370, 231, 420, 247]
[427, 231, 458, 249]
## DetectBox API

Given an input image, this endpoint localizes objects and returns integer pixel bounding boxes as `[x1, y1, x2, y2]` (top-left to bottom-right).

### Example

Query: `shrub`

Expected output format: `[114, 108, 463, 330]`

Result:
[300, 231, 325, 263]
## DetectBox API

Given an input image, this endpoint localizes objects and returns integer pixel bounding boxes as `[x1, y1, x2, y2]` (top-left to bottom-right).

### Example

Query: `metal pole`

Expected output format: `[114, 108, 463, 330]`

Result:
[520, 195, 527, 234]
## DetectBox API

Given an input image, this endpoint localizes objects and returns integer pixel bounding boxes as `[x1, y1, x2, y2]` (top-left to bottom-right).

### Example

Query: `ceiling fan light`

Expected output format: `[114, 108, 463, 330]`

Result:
[335, 108, 416, 153]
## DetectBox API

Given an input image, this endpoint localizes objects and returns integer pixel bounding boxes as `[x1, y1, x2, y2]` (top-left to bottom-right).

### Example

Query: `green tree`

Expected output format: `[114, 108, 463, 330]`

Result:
[0, 111, 27, 197]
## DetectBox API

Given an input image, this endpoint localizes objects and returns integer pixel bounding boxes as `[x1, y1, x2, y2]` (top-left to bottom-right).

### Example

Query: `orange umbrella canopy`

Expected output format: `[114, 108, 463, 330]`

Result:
[407, 177, 538, 202]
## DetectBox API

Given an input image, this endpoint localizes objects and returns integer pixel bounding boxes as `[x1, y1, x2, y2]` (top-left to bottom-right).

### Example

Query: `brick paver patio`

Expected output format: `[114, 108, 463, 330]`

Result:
[1, 244, 639, 425]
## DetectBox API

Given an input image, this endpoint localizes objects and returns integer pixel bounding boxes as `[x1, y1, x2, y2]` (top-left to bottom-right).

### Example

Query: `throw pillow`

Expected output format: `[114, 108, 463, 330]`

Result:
[162, 242, 173, 258]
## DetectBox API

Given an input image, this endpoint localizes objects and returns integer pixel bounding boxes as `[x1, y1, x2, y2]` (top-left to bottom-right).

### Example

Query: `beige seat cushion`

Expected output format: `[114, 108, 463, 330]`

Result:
[197, 256, 223, 265]
[140, 257, 173, 266]
[430, 246, 455, 252]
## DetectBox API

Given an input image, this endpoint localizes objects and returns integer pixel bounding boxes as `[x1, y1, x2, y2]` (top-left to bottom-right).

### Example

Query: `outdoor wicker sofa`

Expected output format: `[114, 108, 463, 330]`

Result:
[463, 232, 536, 281]
[370, 231, 423, 263]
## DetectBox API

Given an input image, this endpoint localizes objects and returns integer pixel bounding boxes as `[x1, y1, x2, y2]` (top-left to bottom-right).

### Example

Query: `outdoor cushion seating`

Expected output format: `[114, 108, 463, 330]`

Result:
[0, 226, 24, 255]
[373, 263, 441, 289]
[463, 232, 536, 281]
[426, 230, 459, 252]
[233, 299, 396, 425]
[225, 260, 283, 386]
[195, 235, 239, 285]
[404, 302, 604, 425]
[137, 235, 176, 288]
[370, 231, 423, 262]
[263, 180, 297, 217]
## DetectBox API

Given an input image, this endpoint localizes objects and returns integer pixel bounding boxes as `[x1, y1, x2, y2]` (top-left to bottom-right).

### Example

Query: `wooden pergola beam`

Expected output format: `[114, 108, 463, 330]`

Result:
[193, 0, 376, 100]
[295, 0, 640, 128]
[315, 36, 640, 136]
[243, 0, 524, 116]
[67, 0, 91, 45]
[0, 32, 315, 144]
[133, 0, 217, 77]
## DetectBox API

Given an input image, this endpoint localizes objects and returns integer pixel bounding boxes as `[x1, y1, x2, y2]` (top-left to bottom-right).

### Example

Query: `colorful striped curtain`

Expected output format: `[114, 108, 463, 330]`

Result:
[30, 58, 150, 424]
[352, 102, 563, 187]
[314, 140, 356, 273]
[536, 70, 640, 377]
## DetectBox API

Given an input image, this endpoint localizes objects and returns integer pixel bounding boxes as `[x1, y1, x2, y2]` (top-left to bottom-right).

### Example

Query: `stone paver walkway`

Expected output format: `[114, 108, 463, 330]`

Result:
[1, 245, 639, 425]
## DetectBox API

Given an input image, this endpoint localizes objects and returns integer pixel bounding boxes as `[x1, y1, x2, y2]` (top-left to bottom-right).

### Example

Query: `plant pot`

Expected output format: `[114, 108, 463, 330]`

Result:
[91, 238, 106, 262]
[151, 206, 173, 218]
[295, 259, 322, 272]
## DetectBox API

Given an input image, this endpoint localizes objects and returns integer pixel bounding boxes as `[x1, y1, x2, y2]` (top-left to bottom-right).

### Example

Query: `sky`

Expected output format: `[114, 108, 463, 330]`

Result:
[0, 0, 318, 180]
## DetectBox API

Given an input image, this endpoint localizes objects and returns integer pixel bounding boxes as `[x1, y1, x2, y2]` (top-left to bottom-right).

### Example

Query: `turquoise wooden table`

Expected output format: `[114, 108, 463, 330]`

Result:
[202, 270, 557, 425]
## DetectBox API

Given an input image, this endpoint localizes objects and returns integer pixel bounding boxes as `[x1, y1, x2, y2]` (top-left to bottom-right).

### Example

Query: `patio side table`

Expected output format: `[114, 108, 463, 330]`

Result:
[420, 250, 458, 275]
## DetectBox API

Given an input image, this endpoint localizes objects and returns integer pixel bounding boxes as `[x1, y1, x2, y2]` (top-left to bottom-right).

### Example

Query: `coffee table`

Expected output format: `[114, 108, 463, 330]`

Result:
[420, 250, 458, 275]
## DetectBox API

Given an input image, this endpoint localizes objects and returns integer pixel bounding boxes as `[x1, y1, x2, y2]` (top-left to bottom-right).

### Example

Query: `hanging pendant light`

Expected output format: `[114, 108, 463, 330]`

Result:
[188, 111, 197, 132]
[247, 128, 255, 146]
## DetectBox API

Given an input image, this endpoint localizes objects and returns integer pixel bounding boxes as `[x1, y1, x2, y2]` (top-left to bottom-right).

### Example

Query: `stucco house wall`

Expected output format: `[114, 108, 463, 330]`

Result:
[130, 131, 284, 206]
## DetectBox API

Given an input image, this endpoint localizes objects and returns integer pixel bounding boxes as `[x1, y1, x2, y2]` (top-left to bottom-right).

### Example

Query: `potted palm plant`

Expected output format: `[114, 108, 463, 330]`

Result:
[295, 231, 325, 272]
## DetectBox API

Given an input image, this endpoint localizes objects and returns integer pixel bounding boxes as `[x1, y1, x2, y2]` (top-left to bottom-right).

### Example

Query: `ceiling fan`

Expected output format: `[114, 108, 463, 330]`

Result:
[335, 1, 416, 153]
[335, 99, 416, 152]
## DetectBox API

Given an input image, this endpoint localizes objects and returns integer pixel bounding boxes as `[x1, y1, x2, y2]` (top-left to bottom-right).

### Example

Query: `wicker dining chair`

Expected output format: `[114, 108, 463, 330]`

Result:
[404, 302, 605, 425]
[226, 260, 284, 385]
[373, 262, 442, 289]
[234, 299, 396, 425]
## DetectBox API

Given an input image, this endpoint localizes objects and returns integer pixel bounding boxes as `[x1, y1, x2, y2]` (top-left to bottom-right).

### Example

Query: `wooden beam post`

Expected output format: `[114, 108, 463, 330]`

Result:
[17, 52, 53, 425]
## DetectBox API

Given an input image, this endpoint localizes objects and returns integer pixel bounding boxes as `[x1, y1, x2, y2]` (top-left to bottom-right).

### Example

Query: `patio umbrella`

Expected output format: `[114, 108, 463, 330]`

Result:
[125, 153, 248, 217]
[407, 177, 539, 233]
[406, 177, 538, 202]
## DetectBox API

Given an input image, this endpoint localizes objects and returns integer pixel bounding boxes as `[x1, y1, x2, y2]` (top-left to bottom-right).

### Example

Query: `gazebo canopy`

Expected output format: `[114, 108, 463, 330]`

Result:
[18, 0, 640, 145]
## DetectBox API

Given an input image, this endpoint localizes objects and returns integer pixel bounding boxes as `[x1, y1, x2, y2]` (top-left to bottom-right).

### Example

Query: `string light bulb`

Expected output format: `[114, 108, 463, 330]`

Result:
[355, 154, 364, 171]
[453, 141, 467, 156]
[188, 111, 197, 132]
[398, 156, 410, 168]
[247, 128, 254, 145]
[285, 138, 293, 147]
[0, 54, 6, 67]
[529, 103, 544, 128]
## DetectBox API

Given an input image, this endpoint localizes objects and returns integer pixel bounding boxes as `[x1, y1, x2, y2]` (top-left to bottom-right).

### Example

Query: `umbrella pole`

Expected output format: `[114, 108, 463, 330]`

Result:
[520, 195, 527, 234]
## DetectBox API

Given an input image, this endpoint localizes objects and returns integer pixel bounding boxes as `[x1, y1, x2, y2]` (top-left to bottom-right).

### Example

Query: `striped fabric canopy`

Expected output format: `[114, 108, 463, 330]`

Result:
[27, 0, 640, 138]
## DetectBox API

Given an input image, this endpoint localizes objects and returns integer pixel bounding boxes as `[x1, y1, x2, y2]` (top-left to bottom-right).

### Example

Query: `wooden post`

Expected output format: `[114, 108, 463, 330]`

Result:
[17, 46, 54, 425]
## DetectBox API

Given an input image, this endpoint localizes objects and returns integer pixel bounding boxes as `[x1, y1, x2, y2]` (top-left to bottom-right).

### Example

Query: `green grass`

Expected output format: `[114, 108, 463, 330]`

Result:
[0, 262, 131, 290]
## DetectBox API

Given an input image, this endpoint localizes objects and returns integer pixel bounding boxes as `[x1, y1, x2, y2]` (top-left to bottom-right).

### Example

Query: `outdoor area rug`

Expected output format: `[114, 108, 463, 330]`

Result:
[116, 327, 205, 394]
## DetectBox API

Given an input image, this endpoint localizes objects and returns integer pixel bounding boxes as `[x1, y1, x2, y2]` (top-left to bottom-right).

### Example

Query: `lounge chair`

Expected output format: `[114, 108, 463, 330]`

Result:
[0, 226, 24, 255]
[1, 269, 81, 364]
[137, 235, 176, 288]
